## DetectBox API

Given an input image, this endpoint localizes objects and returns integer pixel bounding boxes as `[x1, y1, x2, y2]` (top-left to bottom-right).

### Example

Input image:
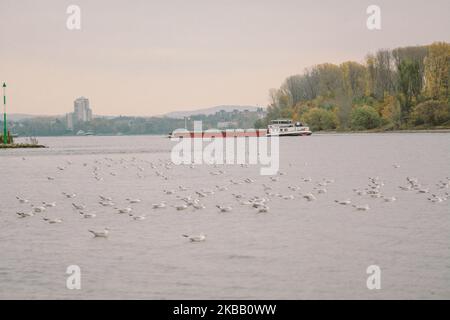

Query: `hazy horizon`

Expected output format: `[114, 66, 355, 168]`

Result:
[1, 0, 449, 116]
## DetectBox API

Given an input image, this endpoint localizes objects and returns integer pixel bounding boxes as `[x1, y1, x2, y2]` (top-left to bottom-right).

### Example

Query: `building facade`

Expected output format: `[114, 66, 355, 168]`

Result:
[66, 97, 93, 130]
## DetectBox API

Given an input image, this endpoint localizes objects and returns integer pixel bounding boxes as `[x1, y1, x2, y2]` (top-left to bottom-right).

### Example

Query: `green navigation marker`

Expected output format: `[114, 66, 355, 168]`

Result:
[2, 82, 6, 144]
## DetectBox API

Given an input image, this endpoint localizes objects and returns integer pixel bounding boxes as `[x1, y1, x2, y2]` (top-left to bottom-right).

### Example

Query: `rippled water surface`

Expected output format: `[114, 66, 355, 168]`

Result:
[0, 134, 449, 299]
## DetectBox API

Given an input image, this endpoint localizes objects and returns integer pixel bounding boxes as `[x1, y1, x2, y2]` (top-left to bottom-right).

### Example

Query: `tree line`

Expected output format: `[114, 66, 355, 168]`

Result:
[7, 110, 262, 136]
[256, 42, 450, 131]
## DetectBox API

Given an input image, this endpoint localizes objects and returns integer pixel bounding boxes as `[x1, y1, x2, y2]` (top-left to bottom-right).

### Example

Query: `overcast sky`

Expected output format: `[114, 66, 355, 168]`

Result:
[1, 0, 449, 116]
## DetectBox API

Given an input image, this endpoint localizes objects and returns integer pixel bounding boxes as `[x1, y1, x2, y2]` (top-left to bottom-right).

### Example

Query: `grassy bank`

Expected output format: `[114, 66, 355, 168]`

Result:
[0, 143, 47, 149]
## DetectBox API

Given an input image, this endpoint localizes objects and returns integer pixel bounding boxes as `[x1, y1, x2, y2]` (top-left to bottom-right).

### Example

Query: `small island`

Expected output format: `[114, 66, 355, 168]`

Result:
[0, 133, 46, 149]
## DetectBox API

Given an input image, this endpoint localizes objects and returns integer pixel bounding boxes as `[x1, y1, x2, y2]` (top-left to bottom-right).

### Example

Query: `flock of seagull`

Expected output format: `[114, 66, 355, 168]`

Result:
[13, 156, 450, 243]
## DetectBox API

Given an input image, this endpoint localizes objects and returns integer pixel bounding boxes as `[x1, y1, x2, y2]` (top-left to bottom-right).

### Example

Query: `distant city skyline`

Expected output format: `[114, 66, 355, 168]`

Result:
[1, 0, 449, 116]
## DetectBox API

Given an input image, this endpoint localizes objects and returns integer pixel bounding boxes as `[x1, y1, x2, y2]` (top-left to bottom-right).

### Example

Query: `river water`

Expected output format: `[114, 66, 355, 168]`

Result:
[0, 134, 449, 299]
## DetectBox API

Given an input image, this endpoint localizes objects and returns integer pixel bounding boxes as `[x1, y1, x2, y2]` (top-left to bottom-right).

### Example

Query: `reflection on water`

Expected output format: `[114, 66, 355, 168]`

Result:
[0, 134, 449, 299]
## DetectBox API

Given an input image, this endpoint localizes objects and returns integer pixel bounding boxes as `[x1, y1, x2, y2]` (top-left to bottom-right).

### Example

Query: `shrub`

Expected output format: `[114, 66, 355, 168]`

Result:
[409, 100, 450, 126]
[350, 105, 381, 130]
[301, 108, 337, 131]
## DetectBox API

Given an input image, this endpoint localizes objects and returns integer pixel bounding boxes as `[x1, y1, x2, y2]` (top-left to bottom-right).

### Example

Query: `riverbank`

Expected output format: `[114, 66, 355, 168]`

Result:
[313, 128, 450, 134]
[0, 143, 47, 149]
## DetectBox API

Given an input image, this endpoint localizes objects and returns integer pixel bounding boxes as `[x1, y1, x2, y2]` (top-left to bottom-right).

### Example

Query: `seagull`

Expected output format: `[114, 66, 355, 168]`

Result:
[99, 195, 113, 202]
[126, 198, 141, 204]
[62, 192, 77, 199]
[192, 202, 206, 210]
[16, 196, 29, 204]
[16, 211, 34, 218]
[42, 201, 57, 208]
[80, 211, 96, 218]
[352, 204, 370, 211]
[32, 205, 46, 213]
[257, 206, 270, 213]
[43, 217, 63, 224]
[383, 196, 396, 202]
[353, 189, 366, 195]
[116, 207, 132, 214]
[130, 214, 146, 221]
[303, 193, 317, 201]
[216, 205, 233, 212]
[182, 234, 206, 242]
[72, 203, 86, 210]
[335, 199, 352, 205]
[89, 228, 110, 238]
[152, 202, 166, 209]
[174, 204, 188, 211]
[99, 201, 115, 207]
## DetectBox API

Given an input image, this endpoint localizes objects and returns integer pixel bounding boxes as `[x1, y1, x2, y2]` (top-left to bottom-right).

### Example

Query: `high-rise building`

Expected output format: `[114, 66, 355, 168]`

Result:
[66, 97, 93, 130]
[73, 97, 92, 122]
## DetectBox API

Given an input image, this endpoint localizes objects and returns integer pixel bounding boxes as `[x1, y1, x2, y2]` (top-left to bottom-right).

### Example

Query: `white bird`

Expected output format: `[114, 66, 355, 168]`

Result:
[126, 198, 141, 204]
[130, 214, 146, 221]
[335, 199, 351, 205]
[42, 201, 56, 208]
[216, 185, 228, 191]
[152, 202, 166, 209]
[116, 207, 132, 214]
[89, 228, 110, 238]
[303, 193, 317, 201]
[72, 203, 86, 210]
[192, 202, 206, 210]
[174, 204, 188, 211]
[352, 204, 370, 211]
[383, 196, 396, 202]
[182, 234, 206, 242]
[62, 192, 77, 199]
[353, 189, 366, 195]
[16, 196, 29, 204]
[16, 211, 34, 218]
[80, 211, 96, 218]
[32, 206, 46, 213]
[216, 205, 233, 212]
[99, 201, 115, 207]
[43, 217, 63, 224]
[99, 195, 113, 202]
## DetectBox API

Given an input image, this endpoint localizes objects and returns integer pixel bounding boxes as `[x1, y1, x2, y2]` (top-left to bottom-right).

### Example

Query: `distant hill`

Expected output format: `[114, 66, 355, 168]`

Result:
[163, 105, 260, 119]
